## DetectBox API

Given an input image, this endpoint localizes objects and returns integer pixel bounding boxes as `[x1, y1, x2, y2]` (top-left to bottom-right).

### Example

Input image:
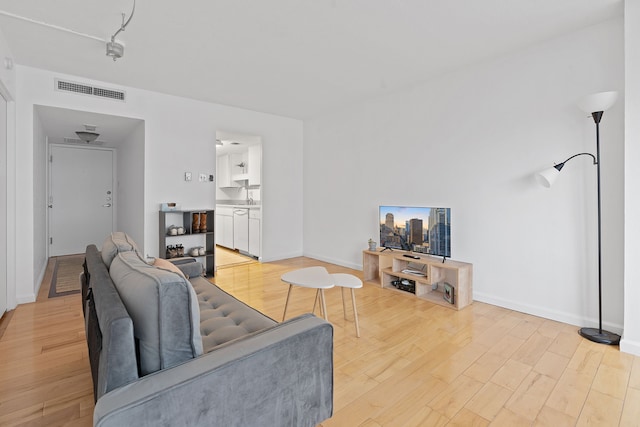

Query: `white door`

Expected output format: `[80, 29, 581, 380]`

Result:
[49, 145, 114, 256]
[0, 92, 7, 317]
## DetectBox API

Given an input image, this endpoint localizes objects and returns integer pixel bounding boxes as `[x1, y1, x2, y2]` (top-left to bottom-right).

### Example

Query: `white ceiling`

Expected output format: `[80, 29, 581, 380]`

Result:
[0, 0, 623, 120]
[35, 105, 143, 147]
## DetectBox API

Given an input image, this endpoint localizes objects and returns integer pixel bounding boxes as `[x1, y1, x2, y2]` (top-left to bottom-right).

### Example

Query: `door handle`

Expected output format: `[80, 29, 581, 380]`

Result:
[103, 203, 112, 207]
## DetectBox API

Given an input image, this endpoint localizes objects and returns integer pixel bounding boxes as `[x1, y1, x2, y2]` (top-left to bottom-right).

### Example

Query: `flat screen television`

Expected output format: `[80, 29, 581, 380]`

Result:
[379, 205, 451, 258]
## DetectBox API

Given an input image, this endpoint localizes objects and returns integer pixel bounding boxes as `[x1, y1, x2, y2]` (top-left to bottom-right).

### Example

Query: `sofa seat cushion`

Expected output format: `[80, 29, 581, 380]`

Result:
[190, 276, 277, 353]
[102, 232, 140, 268]
[110, 251, 203, 375]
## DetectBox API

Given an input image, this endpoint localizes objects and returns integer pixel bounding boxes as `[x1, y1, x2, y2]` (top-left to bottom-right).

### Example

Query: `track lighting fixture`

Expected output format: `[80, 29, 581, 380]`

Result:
[106, 0, 136, 61]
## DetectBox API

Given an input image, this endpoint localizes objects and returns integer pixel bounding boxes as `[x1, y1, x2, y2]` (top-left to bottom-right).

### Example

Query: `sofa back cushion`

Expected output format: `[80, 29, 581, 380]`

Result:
[83, 244, 139, 401]
[102, 232, 141, 268]
[109, 251, 203, 375]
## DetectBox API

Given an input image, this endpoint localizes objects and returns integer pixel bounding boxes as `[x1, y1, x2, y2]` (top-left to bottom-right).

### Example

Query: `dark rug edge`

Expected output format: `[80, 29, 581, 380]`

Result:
[48, 255, 83, 298]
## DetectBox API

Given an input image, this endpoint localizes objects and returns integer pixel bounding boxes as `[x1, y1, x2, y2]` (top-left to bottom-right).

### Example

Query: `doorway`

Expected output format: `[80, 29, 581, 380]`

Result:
[215, 131, 262, 269]
[48, 144, 115, 256]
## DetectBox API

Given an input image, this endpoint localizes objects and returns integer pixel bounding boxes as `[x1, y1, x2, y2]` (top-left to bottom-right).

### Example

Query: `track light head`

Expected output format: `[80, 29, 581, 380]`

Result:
[106, 40, 124, 61]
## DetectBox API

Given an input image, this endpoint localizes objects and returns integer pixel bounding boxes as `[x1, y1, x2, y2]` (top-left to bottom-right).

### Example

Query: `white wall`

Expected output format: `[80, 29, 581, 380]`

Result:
[0, 27, 17, 310]
[0, 27, 16, 97]
[13, 65, 304, 303]
[303, 18, 624, 333]
[622, 1, 640, 356]
[32, 109, 47, 295]
[115, 121, 145, 248]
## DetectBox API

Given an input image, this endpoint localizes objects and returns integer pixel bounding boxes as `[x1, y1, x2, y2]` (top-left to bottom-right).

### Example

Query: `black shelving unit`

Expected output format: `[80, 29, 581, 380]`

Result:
[159, 210, 215, 277]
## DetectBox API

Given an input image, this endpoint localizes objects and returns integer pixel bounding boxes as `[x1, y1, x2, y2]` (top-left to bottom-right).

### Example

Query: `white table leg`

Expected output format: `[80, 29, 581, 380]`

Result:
[351, 288, 360, 338]
[312, 289, 320, 316]
[282, 284, 293, 321]
[341, 287, 350, 320]
[319, 289, 329, 321]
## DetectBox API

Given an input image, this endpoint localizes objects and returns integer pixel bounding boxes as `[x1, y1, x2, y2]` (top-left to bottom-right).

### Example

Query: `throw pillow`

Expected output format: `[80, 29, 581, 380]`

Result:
[153, 257, 187, 279]
[110, 251, 203, 375]
[101, 232, 140, 268]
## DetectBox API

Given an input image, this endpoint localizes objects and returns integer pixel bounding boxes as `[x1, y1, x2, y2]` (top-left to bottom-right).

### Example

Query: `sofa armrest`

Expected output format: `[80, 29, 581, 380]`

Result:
[93, 314, 333, 427]
[169, 257, 204, 278]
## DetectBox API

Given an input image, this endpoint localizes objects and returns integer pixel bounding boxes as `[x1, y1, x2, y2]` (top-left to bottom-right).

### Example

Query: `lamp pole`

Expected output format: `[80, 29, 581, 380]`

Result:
[578, 110, 620, 345]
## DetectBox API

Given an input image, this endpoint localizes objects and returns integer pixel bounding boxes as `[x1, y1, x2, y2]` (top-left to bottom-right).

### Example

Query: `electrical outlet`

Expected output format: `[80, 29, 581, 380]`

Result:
[185, 172, 192, 181]
[199, 173, 207, 182]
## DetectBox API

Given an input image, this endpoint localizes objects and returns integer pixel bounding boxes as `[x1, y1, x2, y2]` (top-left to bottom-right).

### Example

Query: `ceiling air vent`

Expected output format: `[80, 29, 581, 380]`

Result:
[55, 78, 126, 102]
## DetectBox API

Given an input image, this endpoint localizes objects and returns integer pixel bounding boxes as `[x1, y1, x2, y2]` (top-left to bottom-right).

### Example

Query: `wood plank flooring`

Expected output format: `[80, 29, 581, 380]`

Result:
[0, 256, 639, 426]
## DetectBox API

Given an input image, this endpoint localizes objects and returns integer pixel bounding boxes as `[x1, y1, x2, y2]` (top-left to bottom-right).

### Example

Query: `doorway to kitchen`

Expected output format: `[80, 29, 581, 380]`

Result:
[215, 131, 262, 269]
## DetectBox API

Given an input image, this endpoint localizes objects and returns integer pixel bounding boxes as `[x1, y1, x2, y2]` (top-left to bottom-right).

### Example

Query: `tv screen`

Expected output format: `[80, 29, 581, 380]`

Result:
[379, 206, 451, 258]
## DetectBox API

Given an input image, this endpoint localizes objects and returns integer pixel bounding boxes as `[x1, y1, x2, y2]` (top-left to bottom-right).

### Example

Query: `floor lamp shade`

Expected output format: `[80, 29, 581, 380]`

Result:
[536, 165, 563, 188]
[578, 91, 618, 113]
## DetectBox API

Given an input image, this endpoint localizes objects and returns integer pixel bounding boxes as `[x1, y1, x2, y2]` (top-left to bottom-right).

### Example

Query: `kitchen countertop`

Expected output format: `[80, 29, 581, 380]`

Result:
[216, 202, 261, 210]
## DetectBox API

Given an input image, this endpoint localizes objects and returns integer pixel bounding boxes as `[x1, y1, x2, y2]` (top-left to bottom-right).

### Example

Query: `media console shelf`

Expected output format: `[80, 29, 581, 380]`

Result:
[363, 249, 473, 310]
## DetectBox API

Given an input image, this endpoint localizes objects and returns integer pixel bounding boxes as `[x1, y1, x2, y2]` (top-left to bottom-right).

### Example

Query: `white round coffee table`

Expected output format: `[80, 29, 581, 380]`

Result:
[281, 266, 334, 321]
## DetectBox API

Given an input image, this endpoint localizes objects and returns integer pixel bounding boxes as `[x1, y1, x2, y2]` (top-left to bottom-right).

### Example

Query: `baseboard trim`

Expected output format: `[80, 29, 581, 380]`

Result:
[620, 338, 640, 356]
[473, 291, 623, 335]
[302, 252, 361, 271]
[260, 251, 304, 263]
[15, 293, 36, 304]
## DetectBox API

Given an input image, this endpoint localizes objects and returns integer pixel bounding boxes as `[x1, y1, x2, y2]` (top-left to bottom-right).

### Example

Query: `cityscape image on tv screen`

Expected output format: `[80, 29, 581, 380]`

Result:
[379, 206, 451, 257]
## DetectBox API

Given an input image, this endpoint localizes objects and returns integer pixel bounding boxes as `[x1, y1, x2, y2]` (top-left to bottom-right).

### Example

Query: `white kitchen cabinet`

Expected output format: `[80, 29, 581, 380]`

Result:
[217, 154, 241, 188]
[249, 209, 260, 257]
[215, 207, 234, 249]
[233, 208, 249, 252]
[248, 144, 261, 186]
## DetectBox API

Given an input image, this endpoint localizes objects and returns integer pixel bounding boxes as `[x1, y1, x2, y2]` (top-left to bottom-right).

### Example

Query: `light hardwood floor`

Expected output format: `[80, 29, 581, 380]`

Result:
[1, 256, 639, 426]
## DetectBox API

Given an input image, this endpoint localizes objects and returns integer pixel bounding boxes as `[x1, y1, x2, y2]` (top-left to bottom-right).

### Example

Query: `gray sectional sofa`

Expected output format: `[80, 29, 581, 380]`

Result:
[82, 232, 333, 427]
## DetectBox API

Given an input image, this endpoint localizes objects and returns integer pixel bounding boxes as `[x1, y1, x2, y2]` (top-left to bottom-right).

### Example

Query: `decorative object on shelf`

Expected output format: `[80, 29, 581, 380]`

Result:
[166, 245, 177, 259]
[199, 212, 207, 233]
[391, 278, 415, 294]
[198, 247, 206, 256]
[189, 247, 200, 257]
[192, 212, 200, 233]
[160, 202, 180, 211]
[177, 226, 185, 235]
[443, 283, 454, 304]
[168, 225, 178, 236]
[368, 239, 377, 251]
[536, 90, 620, 346]
[176, 244, 184, 257]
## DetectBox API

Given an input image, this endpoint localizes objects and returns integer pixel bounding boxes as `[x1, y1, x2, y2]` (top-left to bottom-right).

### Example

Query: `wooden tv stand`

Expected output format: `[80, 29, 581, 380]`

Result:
[363, 249, 473, 310]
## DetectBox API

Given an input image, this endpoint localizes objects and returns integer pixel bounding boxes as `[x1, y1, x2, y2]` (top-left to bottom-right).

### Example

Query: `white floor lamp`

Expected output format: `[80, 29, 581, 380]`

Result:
[537, 91, 620, 346]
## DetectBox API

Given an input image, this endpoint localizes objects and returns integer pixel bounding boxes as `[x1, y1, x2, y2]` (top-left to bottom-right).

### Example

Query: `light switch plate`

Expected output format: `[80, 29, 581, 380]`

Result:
[185, 172, 192, 181]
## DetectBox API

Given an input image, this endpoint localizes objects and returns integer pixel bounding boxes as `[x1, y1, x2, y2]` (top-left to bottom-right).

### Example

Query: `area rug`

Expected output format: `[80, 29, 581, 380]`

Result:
[216, 247, 257, 269]
[48, 254, 85, 298]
